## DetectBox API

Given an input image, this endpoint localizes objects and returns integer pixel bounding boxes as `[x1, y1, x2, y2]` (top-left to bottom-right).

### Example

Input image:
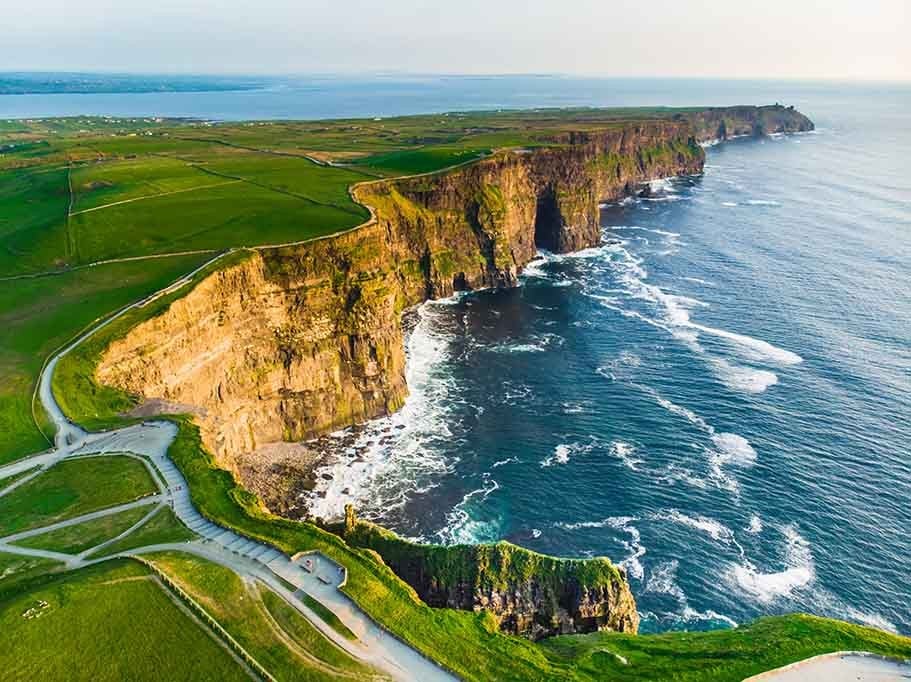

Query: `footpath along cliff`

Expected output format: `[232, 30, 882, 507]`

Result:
[94, 104, 812, 638]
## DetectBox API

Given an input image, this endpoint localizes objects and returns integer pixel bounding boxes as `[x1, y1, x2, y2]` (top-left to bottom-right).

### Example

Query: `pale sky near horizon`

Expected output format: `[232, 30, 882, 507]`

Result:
[4, 0, 908, 81]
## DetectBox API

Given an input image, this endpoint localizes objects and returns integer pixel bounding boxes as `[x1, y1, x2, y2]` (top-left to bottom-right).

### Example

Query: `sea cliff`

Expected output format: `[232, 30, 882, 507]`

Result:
[93, 104, 812, 637]
[98, 118, 714, 469]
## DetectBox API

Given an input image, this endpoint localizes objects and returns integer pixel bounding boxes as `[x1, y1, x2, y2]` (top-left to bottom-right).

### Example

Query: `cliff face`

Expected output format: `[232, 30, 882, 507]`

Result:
[683, 104, 814, 142]
[342, 507, 639, 639]
[97, 119, 704, 469]
[93, 104, 811, 638]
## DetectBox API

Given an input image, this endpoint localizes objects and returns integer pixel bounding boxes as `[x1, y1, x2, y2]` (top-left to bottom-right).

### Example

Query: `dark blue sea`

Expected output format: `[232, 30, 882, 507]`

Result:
[7, 76, 909, 635]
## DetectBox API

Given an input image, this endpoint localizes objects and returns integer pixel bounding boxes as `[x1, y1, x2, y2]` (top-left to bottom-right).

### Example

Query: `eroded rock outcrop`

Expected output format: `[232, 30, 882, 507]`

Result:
[341, 506, 639, 639]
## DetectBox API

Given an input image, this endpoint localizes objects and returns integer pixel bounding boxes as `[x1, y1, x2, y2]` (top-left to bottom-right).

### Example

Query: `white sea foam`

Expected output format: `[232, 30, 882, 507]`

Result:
[531, 528, 542, 539]
[691, 323, 803, 366]
[653, 509, 737, 545]
[721, 201, 738, 207]
[638, 385, 713, 433]
[610, 440, 644, 471]
[645, 560, 687, 602]
[540, 440, 596, 467]
[711, 358, 779, 394]
[648, 177, 678, 194]
[557, 516, 646, 580]
[745, 514, 763, 534]
[610, 225, 681, 238]
[436, 474, 501, 544]
[679, 608, 739, 628]
[560, 400, 591, 414]
[644, 560, 739, 628]
[729, 525, 815, 603]
[491, 457, 519, 468]
[681, 276, 714, 287]
[841, 607, 899, 634]
[489, 333, 563, 354]
[745, 199, 780, 206]
[303, 300, 458, 521]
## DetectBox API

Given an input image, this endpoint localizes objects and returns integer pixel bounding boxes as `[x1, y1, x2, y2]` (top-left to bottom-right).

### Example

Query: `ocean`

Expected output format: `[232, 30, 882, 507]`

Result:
[7, 76, 909, 635]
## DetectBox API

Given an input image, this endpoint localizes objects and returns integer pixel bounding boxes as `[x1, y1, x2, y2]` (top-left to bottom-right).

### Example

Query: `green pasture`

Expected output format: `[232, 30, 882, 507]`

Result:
[0, 560, 249, 681]
[89, 506, 195, 558]
[12, 505, 152, 555]
[0, 253, 210, 463]
[0, 455, 157, 536]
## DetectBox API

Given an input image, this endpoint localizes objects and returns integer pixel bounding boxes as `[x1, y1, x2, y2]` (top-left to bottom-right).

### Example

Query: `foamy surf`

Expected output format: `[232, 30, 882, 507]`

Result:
[302, 300, 459, 522]
[540, 439, 598, 467]
[728, 525, 815, 603]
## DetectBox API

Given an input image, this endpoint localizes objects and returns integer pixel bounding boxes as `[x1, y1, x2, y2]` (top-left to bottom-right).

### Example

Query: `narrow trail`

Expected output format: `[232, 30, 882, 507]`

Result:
[0, 296, 456, 681]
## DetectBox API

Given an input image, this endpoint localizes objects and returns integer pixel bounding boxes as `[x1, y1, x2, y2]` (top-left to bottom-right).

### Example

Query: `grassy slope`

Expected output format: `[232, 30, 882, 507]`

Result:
[12, 505, 151, 554]
[0, 253, 210, 463]
[146, 550, 381, 681]
[0, 560, 249, 681]
[0, 455, 158, 535]
[89, 506, 196, 558]
[542, 615, 911, 681]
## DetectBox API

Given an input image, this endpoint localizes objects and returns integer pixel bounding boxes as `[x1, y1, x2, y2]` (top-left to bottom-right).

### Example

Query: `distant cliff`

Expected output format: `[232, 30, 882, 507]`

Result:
[683, 104, 814, 142]
[341, 506, 639, 639]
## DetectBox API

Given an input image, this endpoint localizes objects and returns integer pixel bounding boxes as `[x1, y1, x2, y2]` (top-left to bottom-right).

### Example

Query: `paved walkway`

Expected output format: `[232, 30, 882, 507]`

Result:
[744, 652, 911, 681]
[0, 329, 455, 681]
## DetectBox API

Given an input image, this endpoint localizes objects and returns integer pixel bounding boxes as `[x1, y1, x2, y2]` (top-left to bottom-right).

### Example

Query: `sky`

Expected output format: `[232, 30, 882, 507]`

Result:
[3, 0, 908, 81]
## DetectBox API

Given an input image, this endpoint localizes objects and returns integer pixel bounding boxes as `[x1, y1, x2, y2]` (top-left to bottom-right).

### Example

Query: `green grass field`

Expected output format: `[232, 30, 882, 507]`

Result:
[12, 505, 152, 555]
[147, 550, 382, 681]
[0, 455, 158, 536]
[89, 506, 196, 558]
[0, 560, 249, 681]
[541, 615, 911, 681]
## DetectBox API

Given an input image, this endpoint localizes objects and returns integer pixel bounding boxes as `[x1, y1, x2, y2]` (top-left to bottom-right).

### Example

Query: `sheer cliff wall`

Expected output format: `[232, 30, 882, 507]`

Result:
[96, 106, 812, 469]
[97, 120, 707, 468]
